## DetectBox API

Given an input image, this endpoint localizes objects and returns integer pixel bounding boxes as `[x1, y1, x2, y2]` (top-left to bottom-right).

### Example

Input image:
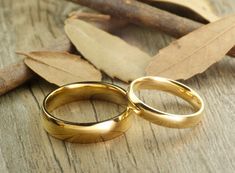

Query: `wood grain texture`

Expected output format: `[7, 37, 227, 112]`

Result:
[0, 0, 234, 173]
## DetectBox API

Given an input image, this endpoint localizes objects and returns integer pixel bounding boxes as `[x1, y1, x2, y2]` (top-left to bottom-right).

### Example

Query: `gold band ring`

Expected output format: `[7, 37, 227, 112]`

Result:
[42, 82, 133, 143]
[127, 76, 204, 128]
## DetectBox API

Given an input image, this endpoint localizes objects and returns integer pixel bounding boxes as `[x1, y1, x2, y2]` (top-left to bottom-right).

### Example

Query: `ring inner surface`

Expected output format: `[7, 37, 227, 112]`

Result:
[44, 83, 128, 122]
[132, 79, 202, 112]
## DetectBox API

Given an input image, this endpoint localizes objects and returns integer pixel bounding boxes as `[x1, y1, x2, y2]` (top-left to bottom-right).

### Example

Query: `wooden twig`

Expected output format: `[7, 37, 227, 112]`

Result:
[0, 61, 34, 95]
[68, 0, 235, 57]
[68, 0, 202, 37]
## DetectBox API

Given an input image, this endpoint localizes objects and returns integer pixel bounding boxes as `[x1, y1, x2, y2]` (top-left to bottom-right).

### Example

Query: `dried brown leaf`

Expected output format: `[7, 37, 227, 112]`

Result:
[19, 51, 101, 86]
[64, 19, 152, 82]
[145, 0, 219, 22]
[146, 14, 235, 80]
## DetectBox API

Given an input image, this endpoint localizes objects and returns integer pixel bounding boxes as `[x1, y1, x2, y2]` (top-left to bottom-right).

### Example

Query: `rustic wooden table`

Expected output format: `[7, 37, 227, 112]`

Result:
[0, 0, 235, 172]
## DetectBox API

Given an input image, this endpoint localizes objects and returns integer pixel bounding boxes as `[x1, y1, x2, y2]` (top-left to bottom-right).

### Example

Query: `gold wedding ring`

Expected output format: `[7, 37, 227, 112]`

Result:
[42, 82, 133, 143]
[127, 76, 204, 128]
[42, 77, 204, 143]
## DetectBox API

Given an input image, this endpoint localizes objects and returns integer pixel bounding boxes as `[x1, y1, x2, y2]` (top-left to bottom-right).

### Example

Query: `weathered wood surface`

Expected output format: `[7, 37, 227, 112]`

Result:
[0, 0, 234, 172]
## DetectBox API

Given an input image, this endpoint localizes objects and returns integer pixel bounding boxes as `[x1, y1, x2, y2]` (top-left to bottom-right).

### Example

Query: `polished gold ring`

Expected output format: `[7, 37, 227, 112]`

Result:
[127, 76, 204, 128]
[42, 82, 133, 143]
[42, 77, 204, 143]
